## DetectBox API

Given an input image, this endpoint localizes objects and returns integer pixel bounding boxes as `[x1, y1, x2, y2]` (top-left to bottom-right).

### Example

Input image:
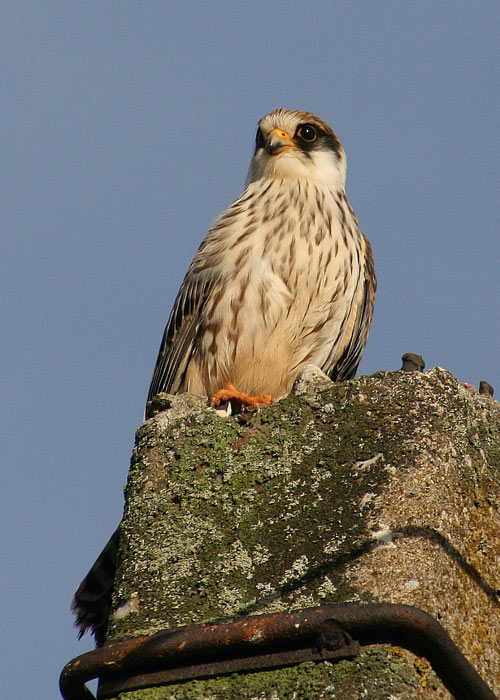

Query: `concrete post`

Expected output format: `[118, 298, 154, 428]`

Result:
[105, 366, 500, 699]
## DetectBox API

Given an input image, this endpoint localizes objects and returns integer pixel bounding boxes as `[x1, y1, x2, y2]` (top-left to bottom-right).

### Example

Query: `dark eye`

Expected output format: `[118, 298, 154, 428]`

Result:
[297, 124, 317, 143]
[255, 127, 265, 149]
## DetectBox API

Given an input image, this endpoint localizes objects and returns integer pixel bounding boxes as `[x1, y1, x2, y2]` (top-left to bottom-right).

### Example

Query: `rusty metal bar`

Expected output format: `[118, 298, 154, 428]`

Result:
[60, 603, 498, 700]
[98, 633, 359, 696]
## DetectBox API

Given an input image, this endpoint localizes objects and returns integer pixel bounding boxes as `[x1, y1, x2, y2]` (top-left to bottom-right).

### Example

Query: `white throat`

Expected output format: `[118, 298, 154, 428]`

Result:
[246, 147, 347, 192]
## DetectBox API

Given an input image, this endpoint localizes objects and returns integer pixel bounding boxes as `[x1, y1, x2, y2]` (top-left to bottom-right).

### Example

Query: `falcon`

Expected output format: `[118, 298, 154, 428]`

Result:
[73, 109, 376, 644]
[148, 108, 376, 410]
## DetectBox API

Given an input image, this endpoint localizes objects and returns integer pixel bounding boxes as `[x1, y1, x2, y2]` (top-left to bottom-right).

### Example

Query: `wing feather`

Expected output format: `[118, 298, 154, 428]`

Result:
[147, 268, 218, 401]
[323, 237, 376, 382]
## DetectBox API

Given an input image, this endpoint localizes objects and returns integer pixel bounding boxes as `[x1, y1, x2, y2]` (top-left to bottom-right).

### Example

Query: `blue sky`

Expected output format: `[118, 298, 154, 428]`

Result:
[2, 2, 499, 697]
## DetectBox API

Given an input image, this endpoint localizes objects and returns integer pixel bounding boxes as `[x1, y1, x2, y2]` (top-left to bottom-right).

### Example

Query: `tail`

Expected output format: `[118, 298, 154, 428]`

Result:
[71, 526, 120, 646]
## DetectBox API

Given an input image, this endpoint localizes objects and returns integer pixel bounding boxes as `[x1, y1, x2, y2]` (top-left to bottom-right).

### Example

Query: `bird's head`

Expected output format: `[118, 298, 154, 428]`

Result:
[246, 109, 347, 190]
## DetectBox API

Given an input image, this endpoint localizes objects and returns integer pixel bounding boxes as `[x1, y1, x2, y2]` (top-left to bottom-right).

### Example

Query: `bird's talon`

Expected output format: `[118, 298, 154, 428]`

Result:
[210, 383, 272, 411]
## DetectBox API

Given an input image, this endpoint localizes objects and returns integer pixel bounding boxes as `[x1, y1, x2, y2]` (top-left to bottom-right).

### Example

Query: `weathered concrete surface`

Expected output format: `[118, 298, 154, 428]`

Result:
[106, 366, 500, 699]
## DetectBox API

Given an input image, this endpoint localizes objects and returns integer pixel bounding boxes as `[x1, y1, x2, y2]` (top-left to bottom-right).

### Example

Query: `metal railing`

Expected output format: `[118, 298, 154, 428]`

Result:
[60, 602, 498, 700]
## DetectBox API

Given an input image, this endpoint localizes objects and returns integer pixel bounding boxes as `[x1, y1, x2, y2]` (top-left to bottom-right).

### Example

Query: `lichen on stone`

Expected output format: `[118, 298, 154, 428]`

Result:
[105, 365, 500, 698]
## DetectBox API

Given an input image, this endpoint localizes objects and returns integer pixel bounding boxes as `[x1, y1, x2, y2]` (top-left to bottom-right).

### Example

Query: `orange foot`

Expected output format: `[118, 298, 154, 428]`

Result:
[210, 383, 272, 410]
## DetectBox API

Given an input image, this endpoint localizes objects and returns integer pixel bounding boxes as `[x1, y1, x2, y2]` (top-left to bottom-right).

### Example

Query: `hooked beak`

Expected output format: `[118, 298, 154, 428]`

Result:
[265, 128, 297, 155]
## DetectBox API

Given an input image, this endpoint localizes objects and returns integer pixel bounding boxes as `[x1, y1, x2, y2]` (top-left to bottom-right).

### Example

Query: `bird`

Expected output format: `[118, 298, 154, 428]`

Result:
[73, 109, 376, 644]
[147, 108, 376, 411]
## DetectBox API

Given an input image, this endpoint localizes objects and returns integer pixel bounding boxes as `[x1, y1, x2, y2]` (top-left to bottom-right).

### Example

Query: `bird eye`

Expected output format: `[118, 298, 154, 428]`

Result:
[255, 127, 265, 149]
[297, 124, 317, 143]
